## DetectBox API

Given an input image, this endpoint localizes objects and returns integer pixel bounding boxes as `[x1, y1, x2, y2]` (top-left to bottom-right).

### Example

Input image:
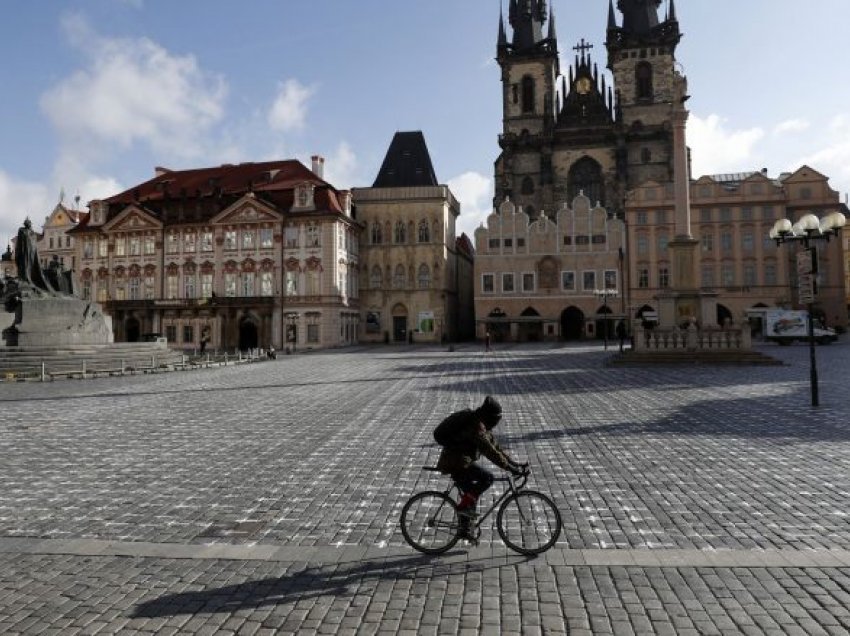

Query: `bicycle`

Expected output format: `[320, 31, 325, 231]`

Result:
[399, 466, 562, 555]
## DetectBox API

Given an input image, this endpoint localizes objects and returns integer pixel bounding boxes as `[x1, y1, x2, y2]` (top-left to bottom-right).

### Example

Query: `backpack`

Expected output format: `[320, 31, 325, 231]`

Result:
[433, 410, 473, 447]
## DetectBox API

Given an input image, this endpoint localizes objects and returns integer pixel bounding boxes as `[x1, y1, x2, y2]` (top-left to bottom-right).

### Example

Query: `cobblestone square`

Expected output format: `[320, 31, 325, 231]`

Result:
[1, 342, 849, 634]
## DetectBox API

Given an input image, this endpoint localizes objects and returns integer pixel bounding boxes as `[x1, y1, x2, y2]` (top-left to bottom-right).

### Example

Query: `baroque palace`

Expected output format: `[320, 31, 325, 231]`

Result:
[475, 0, 847, 341]
[62, 158, 362, 351]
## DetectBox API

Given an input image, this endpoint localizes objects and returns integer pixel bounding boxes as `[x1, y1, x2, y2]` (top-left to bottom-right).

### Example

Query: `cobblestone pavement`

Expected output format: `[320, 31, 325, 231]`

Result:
[1, 341, 849, 634]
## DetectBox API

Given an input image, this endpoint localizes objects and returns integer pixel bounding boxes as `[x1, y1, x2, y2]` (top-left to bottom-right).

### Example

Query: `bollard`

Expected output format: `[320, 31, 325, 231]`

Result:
[41, 362, 46, 382]
[82, 360, 87, 379]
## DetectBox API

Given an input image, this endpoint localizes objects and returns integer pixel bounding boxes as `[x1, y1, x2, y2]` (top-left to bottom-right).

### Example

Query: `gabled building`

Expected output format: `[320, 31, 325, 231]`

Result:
[353, 131, 474, 343]
[70, 158, 362, 351]
[37, 202, 88, 273]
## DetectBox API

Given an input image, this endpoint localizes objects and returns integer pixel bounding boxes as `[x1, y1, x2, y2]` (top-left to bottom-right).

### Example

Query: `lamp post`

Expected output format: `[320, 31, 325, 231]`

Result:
[594, 288, 620, 351]
[768, 211, 846, 407]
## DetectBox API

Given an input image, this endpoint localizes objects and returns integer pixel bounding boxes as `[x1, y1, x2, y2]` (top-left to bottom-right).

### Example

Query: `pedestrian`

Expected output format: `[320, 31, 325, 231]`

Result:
[616, 320, 627, 352]
[484, 330, 491, 352]
[433, 396, 527, 540]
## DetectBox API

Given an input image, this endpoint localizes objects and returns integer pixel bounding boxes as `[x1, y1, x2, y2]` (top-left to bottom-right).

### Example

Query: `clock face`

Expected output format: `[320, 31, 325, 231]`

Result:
[575, 77, 592, 95]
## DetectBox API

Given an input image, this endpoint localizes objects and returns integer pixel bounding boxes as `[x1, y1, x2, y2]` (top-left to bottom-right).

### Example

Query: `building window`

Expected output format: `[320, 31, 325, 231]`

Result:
[522, 273, 535, 292]
[701, 233, 714, 252]
[488, 238, 499, 250]
[638, 268, 649, 288]
[242, 272, 255, 296]
[641, 148, 652, 164]
[762, 206, 775, 222]
[183, 232, 195, 253]
[502, 273, 515, 293]
[418, 219, 430, 243]
[742, 206, 753, 221]
[720, 233, 733, 253]
[129, 236, 141, 256]
[636, 61, 653, 100]
[418, 264, 431, 289]
[720, 207, 732, 222]
[144, 236, 155, 255]
[393, 265, 406, 288]
[482, 273, 494, 293]
[701, 264, 714, 287]
[637, 235, 649, 255]
[636, 211, 648, 225]
[183, 325, 194, 344]
[82, 279, 91, 300]
[765, 263, 777, 285]
[561, 271, 575, 291]
[260, 271, 273, 296]
[183, 275, 195, 299]
[371, 222, 383, 244]
[743, 264, 756, 286]
[306, 223, 320, 247]
[225, 273, 237, 297]
[99, 239, 108, 257]
[521, 176, 534, 195]
[202, 231, 214, 252]
[225, 231, 237, 250]
[655, 210, 667, 224]
[517, 237, 525, 248]
[721, 263, 735, 286]
[165, 325, 177, 343]
[394, 221, 407, 244]
[285, 227, 298, 248]
[201, 274, 213, 298]
[166, 234, 179, 254]
[741, 232, 754, 252]
[700, 209, 712, 223]
[83, 239, 93, 258]
[504, 238, 513, 248]
[521, 76, 535, 113]
[115, 237, 126, 257]
[284, 271, 297, 296]
[242, 231, 254, 250]
[129, 277, 140, 300]
[582, 271, 596, 291]
[604, 270, 617, 290]
[260, 228, 273, 248]
[144, 275, 155, 299]
[166, 275, 178, 299]
[658, 234, 668, 253]
[658, 267, 669, 288]
[370, 266, 382, 288]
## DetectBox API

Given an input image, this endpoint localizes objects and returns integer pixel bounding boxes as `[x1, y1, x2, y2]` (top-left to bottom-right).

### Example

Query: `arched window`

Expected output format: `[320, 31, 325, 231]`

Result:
[521, 176, 535, 195]
[418, 219, 430, 243]
[636, 62, 653, 101]
[370, 266, 382, 288]
[393, 264, 406, 288]
[371, 222, 382, 244]
[521, 76, 535, 113]
[418, 264, 431, 289]
[568, 156, 604, 206]
[394, 221, 407, 244]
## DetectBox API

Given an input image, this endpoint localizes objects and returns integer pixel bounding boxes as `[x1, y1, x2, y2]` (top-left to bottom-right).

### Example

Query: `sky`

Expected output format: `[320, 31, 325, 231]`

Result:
[1, 0, 849, 247]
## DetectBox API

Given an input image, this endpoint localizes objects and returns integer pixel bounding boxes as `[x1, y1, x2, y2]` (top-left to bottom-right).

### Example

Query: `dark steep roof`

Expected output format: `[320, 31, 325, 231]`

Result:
[372, 132, 439, 188]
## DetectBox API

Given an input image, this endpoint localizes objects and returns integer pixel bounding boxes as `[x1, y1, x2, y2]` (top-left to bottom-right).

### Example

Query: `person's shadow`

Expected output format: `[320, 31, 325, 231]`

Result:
[132, 551, 533, 618]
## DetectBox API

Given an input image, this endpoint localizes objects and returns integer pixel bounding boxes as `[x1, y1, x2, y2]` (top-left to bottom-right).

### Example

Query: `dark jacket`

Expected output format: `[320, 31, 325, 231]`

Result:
[436, 409, 512, 474]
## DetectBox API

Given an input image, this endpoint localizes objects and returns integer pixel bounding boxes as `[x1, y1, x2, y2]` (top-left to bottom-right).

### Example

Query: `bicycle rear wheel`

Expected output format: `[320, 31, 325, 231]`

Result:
[400, 491, 460, 554]
[496, 490, 562, 555]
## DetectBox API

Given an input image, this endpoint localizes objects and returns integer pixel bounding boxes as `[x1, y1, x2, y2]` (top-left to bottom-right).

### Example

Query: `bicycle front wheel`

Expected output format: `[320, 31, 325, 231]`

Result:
[400, 491, 460, 554]
[496, 490, 562, 555]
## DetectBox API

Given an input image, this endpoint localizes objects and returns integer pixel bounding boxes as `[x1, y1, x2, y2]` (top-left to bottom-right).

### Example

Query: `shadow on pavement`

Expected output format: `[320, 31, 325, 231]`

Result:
[131, 551, 534, 618]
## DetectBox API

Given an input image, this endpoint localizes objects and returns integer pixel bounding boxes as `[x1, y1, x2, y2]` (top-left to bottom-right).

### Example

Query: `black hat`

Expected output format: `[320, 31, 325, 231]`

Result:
[478, 395, 502, 429]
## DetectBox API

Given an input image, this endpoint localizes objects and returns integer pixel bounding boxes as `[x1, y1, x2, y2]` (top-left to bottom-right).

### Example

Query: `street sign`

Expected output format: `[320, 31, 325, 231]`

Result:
[796, 247, 818, 304]
[798, 273, 815, 304]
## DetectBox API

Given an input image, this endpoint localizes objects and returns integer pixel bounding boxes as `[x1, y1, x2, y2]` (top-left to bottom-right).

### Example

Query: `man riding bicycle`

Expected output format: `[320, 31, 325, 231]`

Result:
[434, 396, 527, 539]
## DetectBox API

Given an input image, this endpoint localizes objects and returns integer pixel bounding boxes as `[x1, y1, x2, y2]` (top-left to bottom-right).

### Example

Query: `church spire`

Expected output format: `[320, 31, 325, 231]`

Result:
[547, 4, 557, 42]
[509, 0, 547, 51]
[669, 0, 678, 22]
[617, 0, 661, 35]
[498, 6, 508, 49]
[608, 0, 617, 29]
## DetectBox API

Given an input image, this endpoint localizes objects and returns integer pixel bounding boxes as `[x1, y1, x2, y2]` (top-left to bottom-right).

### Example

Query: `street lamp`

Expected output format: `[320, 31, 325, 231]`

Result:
[594, 288, 620, 351]
[768, 211, 846, 407]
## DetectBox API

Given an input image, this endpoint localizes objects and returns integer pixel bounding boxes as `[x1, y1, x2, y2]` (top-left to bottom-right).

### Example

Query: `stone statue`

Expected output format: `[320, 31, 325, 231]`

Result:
[15, 218, 55, 293]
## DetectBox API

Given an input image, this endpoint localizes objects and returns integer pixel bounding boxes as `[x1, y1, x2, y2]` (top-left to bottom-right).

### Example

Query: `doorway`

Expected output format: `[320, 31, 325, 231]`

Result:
[560, 306, 584, 340]
[239, 317, 259, 350]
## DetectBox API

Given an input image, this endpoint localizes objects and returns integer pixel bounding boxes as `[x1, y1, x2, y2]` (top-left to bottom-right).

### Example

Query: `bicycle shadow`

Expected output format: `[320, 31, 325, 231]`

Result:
[131, 551, 535, 618]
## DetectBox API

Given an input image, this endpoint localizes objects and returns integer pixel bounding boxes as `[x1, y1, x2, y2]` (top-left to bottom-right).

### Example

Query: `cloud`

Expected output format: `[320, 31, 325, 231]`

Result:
[449, 171, 493, 239]
[687, 114, 764, 177]
[798, 115, 850, 192]
[41, 14, 227, 161]
[321, 142, 360, 189]
[773, 119, 810, 135]
[268, 79, 315, 133]
[0, 171, 52, 243]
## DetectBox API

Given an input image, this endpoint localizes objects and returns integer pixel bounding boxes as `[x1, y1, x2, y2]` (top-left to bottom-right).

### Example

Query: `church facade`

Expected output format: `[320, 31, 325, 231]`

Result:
[477, 0, 847, 339]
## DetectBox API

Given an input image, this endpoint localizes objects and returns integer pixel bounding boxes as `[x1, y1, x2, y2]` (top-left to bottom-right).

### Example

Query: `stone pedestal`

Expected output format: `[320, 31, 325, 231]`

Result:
[3, 295, 113, 347]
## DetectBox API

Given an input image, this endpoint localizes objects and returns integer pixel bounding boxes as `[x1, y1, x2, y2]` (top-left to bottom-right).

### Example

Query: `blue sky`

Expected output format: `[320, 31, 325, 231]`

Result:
[2, 0, 849, 246]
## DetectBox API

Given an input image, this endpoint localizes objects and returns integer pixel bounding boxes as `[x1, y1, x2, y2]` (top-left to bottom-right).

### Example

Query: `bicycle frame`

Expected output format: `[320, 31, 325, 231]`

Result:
[439, 472, 529, 530]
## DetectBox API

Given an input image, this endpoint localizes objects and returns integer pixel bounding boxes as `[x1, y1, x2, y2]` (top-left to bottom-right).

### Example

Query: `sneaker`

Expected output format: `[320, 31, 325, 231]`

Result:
[457, 509, 477, 540]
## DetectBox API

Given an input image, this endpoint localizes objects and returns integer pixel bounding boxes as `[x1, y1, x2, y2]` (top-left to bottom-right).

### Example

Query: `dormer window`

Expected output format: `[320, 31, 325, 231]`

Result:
[294, 183, 315, 209]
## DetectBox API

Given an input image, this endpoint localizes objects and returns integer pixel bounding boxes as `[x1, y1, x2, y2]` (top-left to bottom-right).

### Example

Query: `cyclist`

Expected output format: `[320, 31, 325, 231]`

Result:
[435, 395, 526, 539]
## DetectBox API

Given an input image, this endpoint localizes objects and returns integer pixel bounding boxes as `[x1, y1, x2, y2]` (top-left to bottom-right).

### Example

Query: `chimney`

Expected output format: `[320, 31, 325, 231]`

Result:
[154, 166, 171, 177]
[311, 155, 325, 179]
[339, 190, 352, 216]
